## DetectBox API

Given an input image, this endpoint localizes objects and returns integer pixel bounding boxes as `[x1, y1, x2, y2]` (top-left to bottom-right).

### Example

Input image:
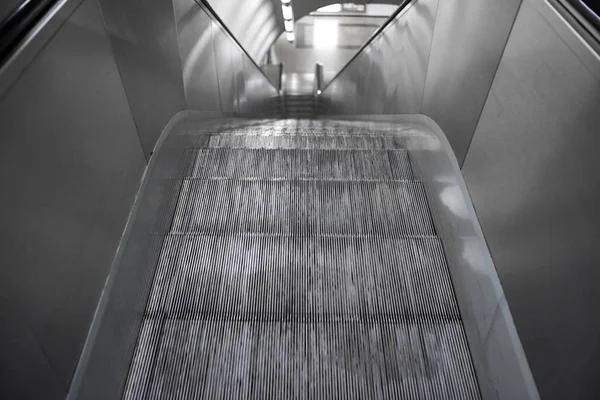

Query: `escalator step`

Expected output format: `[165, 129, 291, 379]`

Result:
[203, 123, 429, 138]
[207, 134, 413, 150]
[146, 235, 459, 319]
[125, 319, 480, 400]
[191, 148, 413, 180]
[171, 180, 435, 236]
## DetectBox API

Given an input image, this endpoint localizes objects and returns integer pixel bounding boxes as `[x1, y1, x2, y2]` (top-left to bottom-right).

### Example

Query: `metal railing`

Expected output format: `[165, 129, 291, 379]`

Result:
[320, 0, 413, 93]
[313, 63, 323, 95]
[0, 0, 59, 64]
[196, 0, 279, 92]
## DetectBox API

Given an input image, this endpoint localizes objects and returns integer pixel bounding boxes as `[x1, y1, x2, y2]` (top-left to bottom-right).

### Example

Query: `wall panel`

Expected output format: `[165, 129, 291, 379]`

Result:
[462, 1, 600, 397]
[0, 0, 146, 397]
[321, 0, 438, 115]
[421, 0, 522, 164]
[99, 0, 187, 157]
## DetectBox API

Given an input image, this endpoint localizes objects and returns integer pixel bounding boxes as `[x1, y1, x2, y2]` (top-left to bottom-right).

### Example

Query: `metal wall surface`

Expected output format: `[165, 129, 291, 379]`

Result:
[175, 0, 279, 115]
[98, 0, 187, 158]
[173, 0, 220, 111]
[172, 0, 279, 114]
[421, 0, 522, 164]
[462, 0, 600, 398]
[211, 19, 236, 113]
[321, 0, 439, 114]
[261, 63, 282, 90]
[321, 0, 521, 165]
[205, 0, 283, 63]
[0, 0, 147, 398]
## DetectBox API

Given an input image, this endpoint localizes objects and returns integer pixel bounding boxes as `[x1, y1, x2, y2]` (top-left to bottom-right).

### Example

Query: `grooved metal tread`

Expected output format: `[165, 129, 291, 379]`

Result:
[125, 319, 479, 400]
[124, 123, 481, 399]
[171, 180, 435, 236]
[191, 148, 414, 180]
[146, 235, 459, 319]
[180, 123, 430, 138]
[207, 135, 414, 150]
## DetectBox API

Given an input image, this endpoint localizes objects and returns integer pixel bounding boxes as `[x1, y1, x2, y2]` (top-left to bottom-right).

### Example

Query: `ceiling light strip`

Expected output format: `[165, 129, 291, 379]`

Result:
[281, 0, 294, 41]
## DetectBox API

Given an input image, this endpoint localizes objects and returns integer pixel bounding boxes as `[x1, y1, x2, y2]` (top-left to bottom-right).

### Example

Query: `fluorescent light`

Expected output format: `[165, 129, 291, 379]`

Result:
[314, 19, 338, 49]
[317, 90, 322, 95]
[282, 4, 293, 20]
[317, 4, 341, 13]
[284, 19, 293, 32]
[286, 31, 295, 42]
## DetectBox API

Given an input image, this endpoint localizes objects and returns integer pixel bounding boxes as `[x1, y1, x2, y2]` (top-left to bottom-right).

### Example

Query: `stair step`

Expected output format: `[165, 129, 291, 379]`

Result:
[190, 148, 413, 180]
[171, 180, 436, 236]
[147, 234, 458, 318]
[203, 124, 424, 137]
[125, 319, 480, 400]
[207, 134, 412, 150]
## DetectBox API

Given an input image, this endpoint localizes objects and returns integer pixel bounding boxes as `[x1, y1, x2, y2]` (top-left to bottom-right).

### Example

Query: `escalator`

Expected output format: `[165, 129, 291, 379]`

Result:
[121, 118, 480, 399]
[1, 0, 599, 399]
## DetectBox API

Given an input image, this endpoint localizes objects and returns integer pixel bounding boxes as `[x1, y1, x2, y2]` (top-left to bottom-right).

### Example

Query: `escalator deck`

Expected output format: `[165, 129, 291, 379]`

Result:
[123, 120, 481, 399]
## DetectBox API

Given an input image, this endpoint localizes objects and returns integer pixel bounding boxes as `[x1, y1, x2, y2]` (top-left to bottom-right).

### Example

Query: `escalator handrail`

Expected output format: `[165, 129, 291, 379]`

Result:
[0, 0, 59, 65]
[320, 0, 413, 93]
[0, 0, 279, 93]
[195, 0, 279, 92]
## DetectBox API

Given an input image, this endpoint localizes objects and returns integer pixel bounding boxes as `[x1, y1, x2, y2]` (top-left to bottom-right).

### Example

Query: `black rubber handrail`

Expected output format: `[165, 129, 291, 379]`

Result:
[0, 0, 279, 94]
[278, 62, 283, 92]
[547, 0, 600, 52]
[195, 0, 279, 92]
[566, 0, 600, 34]
[0, 0, 58, 65]
[320, 0, 413, 92]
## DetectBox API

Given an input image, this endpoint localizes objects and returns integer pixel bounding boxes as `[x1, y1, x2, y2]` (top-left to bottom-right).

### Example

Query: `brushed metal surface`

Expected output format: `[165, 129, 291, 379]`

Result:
[212, 21, 235, 113]
[0, 0, 146, 398]
[199, 10, 278, 115]
[462, 0, 600, 398]
[98, 0, 187, 157]
[232, 43, 246, 112]
[421, 0, 522, 165]
[321, 0, 521, 166]
[173, 0, 220, 111]
[261, 63, 282, 90]
[153, 0, 279, 116]
[205, 0, 283, 63]
[321, 0, 438, 115]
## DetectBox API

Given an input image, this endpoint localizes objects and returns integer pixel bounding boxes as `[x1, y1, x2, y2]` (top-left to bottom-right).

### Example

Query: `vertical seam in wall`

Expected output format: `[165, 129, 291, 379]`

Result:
[210, 19, 224, 113]
[460, 0, 525, 169]
[96, 0, 149, 163]
[172, 0, 187, 109]
[230, 33, 238, 113]
[241, 49, 248, 114]
[419, 0, 442, 113]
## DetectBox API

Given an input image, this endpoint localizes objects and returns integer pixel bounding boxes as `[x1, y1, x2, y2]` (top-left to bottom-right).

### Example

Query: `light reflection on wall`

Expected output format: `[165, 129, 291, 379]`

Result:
[313, 19, 339, 49]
